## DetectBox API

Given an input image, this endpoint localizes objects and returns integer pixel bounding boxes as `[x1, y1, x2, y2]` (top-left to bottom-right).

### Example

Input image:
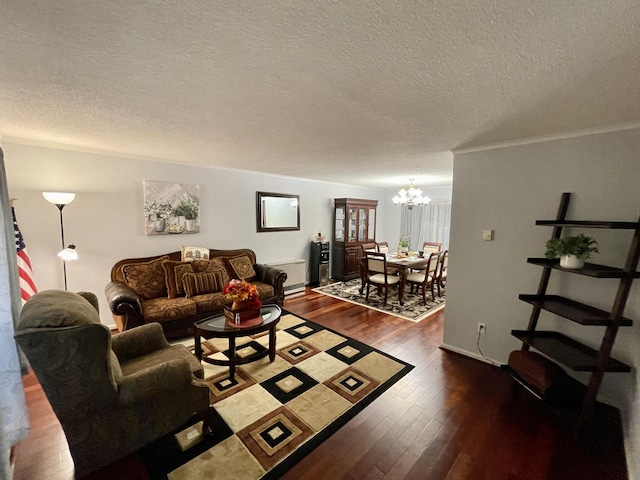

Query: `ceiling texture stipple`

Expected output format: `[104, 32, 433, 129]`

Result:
[1, 1, 639, 189]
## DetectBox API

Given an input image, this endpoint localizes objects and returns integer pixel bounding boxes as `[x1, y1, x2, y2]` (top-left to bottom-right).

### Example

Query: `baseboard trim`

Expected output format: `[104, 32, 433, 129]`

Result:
[439, 343, 503, 367]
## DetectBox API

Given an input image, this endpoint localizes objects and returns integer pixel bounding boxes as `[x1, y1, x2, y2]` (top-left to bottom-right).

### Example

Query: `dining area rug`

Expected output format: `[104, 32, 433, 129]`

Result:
[313, 279, 445, 322]
[140, 311, 414, 479]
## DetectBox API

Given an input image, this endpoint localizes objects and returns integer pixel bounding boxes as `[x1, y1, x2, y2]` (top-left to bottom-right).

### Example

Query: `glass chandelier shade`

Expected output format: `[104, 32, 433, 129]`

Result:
[392, 179, 431, 210]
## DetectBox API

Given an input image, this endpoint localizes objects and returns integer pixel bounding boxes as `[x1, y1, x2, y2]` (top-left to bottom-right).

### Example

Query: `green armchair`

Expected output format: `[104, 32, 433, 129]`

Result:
[14, 290, 210, 477]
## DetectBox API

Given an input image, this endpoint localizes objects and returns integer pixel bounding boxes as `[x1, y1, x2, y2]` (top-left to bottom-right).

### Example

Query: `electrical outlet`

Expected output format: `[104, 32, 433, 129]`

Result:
[477, 322, 486, 334]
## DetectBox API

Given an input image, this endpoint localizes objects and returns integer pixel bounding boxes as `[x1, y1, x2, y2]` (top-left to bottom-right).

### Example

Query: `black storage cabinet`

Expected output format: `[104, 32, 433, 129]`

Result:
[310, 241, 330, 286]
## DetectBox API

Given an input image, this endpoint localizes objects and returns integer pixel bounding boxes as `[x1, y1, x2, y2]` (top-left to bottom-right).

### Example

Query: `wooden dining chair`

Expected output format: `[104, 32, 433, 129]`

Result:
[376, 241, 390, 253]
[361, 242, 378, 253]
[374, 241, 401, 275]
[435, 250, 448, 297]
[405, 252, 439, 304]
[422, 242, 442, 257]
[364, 252, 400, 306]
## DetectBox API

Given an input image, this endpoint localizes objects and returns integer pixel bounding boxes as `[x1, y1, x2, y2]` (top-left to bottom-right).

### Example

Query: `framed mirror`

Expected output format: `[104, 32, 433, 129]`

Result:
[256, 192, 300, 232]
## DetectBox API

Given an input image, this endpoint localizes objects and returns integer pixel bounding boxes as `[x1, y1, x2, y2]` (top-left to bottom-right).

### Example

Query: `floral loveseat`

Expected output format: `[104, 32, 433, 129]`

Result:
[105, 248, 287, 339]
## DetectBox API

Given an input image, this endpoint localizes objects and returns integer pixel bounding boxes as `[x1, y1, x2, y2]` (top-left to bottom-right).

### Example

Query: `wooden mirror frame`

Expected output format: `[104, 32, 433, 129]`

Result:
[256, 191, 300, 232]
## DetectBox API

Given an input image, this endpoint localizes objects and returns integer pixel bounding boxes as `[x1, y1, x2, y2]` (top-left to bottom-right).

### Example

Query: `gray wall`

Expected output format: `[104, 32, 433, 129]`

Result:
[443, 127, 640, 479]
[2, 141, 386, 326]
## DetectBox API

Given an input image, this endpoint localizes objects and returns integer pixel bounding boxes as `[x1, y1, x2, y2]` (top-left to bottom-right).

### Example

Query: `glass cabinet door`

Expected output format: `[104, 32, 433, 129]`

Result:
[367, 207, 376, 241]
[357, 208, 366, 241]
[348, 208, 357, 242]
[335, 206, 345, 242]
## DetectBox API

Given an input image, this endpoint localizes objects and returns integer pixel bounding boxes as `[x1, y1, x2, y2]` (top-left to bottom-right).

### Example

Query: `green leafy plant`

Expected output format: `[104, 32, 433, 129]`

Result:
[545, 233, 599, 260]
[173, 196, 199, 220]
[399, 233, 410, 248]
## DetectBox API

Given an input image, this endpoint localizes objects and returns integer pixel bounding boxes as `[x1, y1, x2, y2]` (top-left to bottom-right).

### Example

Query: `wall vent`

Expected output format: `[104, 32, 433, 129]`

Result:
[267, 259, 306, 295]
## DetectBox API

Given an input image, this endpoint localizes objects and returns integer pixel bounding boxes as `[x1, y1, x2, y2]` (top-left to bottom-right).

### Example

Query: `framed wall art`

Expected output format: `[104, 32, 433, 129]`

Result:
[143, 180, 200, 235]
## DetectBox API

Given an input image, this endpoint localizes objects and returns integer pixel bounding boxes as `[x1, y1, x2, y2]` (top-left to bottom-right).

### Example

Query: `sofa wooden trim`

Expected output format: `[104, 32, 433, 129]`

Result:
[105, 248, 287, 339]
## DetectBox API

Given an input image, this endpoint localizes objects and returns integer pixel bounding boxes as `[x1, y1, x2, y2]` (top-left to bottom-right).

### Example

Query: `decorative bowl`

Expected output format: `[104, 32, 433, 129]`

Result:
[167, 224, 185, 234]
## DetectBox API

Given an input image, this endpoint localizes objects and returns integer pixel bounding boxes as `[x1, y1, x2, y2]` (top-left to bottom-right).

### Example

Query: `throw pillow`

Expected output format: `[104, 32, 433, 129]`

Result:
[181, 246, 210, 262]
[163, 261, 195, 298]
[121, 255, 170, 299]
[182, 271, 225, 298]
[224, 254, 256, 281]
[192, 258, 230, 286]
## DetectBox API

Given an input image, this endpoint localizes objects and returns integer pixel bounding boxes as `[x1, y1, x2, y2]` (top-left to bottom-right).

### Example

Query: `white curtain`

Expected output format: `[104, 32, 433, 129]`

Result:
[0, 148, 30, 478]
[400, 199, 451, 251]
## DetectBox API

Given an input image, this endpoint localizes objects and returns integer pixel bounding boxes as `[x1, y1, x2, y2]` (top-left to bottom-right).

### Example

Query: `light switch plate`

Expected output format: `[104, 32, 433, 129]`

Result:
[483, 229, 493, 241]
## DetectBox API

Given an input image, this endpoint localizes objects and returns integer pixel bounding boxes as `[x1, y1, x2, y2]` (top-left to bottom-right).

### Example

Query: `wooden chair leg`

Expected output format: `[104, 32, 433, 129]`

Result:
[420, 284, 426, 305]
[383, 286, 388, 306]
[430, 282, 435, 301]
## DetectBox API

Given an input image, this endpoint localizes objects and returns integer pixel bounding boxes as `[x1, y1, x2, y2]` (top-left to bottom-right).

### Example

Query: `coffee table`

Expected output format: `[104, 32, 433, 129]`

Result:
[193, 304, 282, 380]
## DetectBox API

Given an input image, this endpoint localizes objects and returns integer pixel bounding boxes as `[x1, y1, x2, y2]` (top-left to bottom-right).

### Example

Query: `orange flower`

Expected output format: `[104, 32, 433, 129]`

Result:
[222, 279, 262, 308]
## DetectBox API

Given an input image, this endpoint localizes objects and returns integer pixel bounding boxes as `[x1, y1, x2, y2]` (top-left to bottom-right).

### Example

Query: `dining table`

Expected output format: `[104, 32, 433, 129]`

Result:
[359, 253, 429, 305]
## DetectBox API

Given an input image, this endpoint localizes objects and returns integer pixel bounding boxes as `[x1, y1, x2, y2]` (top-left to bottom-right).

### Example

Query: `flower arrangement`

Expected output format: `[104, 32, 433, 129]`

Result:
[399, 233, 410, 248]
[222, 279, 262, 310]
[144, 200, 173, 219]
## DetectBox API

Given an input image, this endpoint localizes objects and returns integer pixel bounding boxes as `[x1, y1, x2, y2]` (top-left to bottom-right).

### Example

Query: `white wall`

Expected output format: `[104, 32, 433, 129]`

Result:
[443, 127, 640, 479]
[2, 141, 385, 326]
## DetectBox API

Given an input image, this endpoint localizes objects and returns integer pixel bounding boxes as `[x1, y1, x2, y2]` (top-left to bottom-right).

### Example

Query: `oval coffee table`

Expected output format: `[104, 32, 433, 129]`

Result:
[193, 304, 282, 380]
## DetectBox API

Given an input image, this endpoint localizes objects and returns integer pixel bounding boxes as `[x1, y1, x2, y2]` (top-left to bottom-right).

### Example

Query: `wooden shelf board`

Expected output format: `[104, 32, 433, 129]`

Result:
[511, 330, 631, 372]
[535, 220, 639, 229]
[526, 258, 640, 279]
[518, 294, 633, 326]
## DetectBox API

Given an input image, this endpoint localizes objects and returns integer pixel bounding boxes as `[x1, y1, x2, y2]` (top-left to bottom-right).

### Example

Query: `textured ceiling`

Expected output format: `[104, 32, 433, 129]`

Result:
[1, 1, 639, 189]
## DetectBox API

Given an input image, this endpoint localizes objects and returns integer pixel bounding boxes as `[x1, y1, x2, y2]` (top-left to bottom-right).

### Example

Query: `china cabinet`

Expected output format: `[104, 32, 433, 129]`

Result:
[331, 198, 377, 281]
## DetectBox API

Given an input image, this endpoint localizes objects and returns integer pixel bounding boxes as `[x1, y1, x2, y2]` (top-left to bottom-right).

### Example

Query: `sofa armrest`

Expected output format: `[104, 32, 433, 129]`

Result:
[111, 322, 170, 362]
[105, 281, 144, 330]
[254, 264, 287, 305]
[116, 359, 199, 407]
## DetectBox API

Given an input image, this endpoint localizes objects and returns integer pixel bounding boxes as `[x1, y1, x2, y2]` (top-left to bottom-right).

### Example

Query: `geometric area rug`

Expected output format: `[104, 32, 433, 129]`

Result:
[313, 279, 445, 322]
[141, 311, 414, 479]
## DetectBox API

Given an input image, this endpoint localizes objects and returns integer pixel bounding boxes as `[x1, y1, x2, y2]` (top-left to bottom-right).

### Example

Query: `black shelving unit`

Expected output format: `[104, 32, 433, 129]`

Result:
[506, 192, 640, 421]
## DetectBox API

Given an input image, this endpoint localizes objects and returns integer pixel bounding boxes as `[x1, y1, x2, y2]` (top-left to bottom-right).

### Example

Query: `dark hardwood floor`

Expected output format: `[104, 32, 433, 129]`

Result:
[13, 288, 628, 480]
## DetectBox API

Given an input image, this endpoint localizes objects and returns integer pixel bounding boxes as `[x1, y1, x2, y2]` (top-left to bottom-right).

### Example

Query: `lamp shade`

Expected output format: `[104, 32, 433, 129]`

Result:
[43, 192, 75, 205]
[58, 245, 78, 261]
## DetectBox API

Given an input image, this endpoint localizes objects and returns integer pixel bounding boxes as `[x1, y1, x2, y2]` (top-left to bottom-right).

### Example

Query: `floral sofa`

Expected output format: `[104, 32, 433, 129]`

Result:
[105, 248, 287, 339]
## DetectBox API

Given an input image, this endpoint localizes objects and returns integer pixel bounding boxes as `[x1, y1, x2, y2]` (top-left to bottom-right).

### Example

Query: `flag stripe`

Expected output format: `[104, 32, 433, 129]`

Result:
[13, 207, 37, 303]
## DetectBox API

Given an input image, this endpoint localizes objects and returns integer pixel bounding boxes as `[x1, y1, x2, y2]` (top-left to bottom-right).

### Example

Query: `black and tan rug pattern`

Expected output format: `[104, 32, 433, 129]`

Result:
[313, 279, 445, 322]
[142, 311, 413, 480]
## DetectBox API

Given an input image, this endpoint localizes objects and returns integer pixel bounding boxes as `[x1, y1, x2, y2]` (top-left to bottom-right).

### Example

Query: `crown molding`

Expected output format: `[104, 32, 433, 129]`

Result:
[452, 122, 640, 155]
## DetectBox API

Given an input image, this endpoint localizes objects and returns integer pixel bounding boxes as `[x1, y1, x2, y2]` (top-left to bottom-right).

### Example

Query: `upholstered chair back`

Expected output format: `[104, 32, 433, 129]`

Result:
[15, 290, 122, 422]
[15, 289, 210, 477]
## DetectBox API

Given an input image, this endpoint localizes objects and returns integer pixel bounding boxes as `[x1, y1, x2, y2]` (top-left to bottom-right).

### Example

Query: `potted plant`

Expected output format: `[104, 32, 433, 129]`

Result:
[398, 234, 410, 255]
[545, 233, 599, 269]
[144, 200, 173, 232]
[173, 196, 199, 231]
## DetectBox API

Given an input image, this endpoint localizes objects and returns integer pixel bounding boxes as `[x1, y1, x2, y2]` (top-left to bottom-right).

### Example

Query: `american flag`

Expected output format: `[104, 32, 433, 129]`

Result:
[13, 206, 37, 303]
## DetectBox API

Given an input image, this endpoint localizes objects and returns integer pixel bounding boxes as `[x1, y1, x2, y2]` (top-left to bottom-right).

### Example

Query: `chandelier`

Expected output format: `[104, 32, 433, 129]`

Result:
[392, 179, 430, 210]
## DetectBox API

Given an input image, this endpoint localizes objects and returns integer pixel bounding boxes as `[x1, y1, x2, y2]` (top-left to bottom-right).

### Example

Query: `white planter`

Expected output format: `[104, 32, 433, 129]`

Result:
[560, 255, 584, 269]
[153, 218, 166, 232]
[185, 219, 196, 232]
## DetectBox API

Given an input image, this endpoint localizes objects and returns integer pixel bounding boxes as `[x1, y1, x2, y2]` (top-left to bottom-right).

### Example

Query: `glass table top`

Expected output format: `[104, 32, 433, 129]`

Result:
[196, 304, 282, 333]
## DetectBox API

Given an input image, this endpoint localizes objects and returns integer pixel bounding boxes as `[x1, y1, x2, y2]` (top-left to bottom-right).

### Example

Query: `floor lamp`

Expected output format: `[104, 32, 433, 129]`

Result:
[43, 192, 77, 290]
